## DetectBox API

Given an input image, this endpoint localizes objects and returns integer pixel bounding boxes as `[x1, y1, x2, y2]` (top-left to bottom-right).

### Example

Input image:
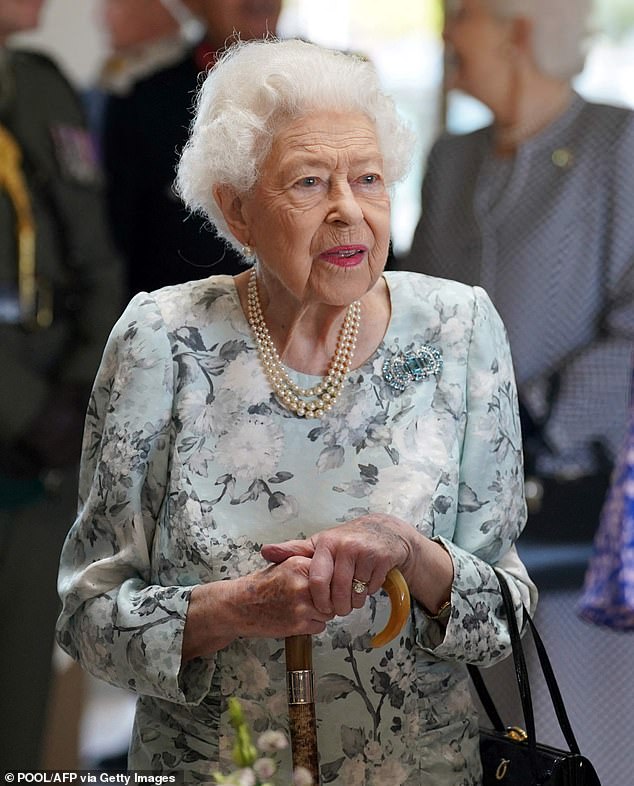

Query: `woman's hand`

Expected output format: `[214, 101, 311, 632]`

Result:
[261, 513, 453, 619]
[182, 556, 335, 661]
[183, 514, 454, 661]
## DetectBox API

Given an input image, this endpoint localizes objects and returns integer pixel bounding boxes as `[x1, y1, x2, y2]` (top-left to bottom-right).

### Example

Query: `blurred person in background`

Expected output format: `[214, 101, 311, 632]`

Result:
[0, 0, 123, 769]
[401, 0, 634, 551]
[101, 0, 283, 299]
[85, 0, 205, 146]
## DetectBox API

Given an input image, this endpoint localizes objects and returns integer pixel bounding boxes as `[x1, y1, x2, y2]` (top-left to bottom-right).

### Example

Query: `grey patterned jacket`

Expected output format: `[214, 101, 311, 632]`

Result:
[403, 94, 634, 477]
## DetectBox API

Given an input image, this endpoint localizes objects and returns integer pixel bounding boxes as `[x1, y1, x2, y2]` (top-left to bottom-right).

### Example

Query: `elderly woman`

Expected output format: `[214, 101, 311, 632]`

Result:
[56, 39, 535, 784]
[403, 0, 634, 545]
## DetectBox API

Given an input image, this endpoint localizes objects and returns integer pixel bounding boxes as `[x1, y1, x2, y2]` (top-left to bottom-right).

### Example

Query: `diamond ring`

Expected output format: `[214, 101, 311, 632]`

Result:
[352, 578, 369, 595]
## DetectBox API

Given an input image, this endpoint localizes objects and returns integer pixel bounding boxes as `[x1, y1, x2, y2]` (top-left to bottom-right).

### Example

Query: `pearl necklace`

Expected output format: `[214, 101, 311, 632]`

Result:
[246, 269, 361, 418]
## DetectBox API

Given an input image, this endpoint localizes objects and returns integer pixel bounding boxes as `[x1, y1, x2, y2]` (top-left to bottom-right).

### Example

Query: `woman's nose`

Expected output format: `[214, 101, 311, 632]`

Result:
[327, 182, 364, 225]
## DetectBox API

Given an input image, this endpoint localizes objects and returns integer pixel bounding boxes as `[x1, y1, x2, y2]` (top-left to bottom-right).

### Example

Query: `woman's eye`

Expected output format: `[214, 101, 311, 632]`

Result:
[296, 176, 320, 188]
[359, 174, 381, 186]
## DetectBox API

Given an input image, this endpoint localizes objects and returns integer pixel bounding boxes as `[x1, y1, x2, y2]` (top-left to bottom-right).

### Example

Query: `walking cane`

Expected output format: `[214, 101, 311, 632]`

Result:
[285, 567, 411, 784]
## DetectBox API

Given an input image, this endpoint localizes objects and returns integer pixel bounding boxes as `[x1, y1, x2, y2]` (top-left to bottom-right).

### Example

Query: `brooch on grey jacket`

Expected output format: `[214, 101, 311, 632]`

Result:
[382, 345, 443, 392]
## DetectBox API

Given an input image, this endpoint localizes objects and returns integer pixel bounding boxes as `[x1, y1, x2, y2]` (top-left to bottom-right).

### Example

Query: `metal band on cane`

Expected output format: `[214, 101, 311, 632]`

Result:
[287, 669, 315, 704]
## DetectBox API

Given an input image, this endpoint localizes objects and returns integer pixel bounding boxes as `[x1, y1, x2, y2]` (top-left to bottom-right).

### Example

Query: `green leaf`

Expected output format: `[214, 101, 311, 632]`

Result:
[341, 725, 365, 758]
[319, 673, 357, 702]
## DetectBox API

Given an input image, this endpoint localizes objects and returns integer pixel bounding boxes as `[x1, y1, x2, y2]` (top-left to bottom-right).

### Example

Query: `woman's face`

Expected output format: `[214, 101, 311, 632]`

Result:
[232, 110, 391, 308]
[0, 0, 45, 41]
[443, 0, 514, 107]
[101, 0, 178, 53]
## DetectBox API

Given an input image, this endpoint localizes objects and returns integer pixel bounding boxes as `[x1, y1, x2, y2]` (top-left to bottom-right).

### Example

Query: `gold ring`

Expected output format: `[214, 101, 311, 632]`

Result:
[352, 578, 368, 595]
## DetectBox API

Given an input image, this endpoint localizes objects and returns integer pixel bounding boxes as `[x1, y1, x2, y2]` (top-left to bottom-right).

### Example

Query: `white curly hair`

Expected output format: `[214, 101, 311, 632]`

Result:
[175, 37, 415, 253]
[485, 0, 593, 80]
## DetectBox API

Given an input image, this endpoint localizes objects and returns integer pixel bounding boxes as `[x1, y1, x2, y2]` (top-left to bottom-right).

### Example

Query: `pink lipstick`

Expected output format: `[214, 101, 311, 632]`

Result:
[320, 245, 368, 267]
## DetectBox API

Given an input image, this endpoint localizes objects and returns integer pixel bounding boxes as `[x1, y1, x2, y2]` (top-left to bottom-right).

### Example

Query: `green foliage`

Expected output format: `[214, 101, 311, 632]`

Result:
[228, 697, 259, 768]
[213, 698, 313, 786]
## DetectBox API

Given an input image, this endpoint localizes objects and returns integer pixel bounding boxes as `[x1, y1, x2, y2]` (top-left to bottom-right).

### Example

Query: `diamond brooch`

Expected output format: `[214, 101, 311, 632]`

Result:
[382, 344, 443, 393]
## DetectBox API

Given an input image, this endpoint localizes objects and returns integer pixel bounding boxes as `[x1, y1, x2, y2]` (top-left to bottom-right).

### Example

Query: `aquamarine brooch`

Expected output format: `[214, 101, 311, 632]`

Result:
[382, 345, 443, 393]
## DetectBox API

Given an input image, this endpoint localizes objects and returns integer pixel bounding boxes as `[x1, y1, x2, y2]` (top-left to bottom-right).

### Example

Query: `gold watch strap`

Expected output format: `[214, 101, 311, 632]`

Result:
[424, 599, 451, 621]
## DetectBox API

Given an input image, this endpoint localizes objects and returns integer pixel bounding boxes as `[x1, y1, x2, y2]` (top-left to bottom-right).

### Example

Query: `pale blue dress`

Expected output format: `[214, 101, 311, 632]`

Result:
[56, 271, 536, 785]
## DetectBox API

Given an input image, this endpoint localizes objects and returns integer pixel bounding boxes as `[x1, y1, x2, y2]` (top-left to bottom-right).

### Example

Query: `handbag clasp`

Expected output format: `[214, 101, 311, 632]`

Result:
[505, 726, 528, 742]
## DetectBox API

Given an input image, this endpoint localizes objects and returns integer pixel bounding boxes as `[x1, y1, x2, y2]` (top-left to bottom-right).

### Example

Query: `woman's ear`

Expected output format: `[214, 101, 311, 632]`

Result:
[509, 16, 533, 59]
[213, 184, 250, 246]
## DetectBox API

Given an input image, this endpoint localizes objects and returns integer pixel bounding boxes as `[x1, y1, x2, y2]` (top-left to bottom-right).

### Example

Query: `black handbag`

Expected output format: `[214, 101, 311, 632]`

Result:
[468, 571, 602, 785]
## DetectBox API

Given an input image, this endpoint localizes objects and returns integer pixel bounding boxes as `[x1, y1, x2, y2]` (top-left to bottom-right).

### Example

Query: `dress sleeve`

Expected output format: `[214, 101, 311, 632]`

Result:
[414, 286, 537, 663]
[55, 292, 214, 705]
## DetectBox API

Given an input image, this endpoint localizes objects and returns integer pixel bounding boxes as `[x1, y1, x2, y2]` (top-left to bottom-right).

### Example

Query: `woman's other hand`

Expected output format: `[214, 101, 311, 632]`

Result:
[182, 556, 334, 661]
[261, 513, 454, 619]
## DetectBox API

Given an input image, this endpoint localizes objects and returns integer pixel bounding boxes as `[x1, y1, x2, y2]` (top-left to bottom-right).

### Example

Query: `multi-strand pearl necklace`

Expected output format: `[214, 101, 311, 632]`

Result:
[246, 269, 361, 418]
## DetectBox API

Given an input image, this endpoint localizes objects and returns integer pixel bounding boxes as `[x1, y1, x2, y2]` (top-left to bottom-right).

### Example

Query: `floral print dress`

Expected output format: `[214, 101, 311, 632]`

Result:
[56, 271, 535, 785]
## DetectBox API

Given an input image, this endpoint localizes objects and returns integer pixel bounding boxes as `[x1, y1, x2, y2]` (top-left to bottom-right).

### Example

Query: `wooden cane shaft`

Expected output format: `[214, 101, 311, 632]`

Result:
[288, 702, 320, 783]
[286, 633, 313, 671]
[286, 634, 320, 784]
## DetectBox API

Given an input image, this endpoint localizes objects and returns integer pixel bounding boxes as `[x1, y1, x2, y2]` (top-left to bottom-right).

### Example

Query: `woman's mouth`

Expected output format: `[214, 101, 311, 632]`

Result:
[320, 245, 368, 267]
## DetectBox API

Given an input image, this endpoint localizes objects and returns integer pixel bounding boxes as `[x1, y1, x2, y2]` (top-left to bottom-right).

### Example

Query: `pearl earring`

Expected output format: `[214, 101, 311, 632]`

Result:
[242, 244, 254, 259]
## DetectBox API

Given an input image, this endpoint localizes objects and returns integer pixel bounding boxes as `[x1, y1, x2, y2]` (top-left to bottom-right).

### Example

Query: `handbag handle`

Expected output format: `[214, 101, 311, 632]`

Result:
[468, 569, 582, 773]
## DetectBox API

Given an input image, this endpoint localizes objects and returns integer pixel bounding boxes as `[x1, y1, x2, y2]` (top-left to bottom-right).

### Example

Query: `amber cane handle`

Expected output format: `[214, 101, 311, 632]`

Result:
[285, 633, 320, 784]
[371, 567, 411, 648]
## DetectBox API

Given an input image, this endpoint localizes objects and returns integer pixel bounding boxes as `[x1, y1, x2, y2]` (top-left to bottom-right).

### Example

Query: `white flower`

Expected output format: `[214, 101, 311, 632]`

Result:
[178, 389, 215, 436]
[393, 412, 453, 464]
[253, 757, 277, 779]
[345, 397, 374, 431]
[232, 768, 257, 786]
[291, 766, 314, 786]
[233, 651, 271, 692]
[364, 740, 382, 762]
[214, 414, 284, 480]
[329, 605, 374, 639]
[264, 692, 289, 720]
[186, 446, 214, 477]
[216, 353, 271, 411]
[158, 293, 197, 325]
[257, 730, 289, 753]
[440, 314, 465, 346]
[468, 367, 496, 402]
[368, 463, 435, 522]
[339, 757, 365, 786]
[369, 758, 409, 786]
[207, 288, 249, 331]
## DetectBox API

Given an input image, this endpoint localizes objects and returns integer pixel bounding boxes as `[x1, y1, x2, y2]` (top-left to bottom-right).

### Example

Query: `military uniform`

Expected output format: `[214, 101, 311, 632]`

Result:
[0, 47, 123, 768]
